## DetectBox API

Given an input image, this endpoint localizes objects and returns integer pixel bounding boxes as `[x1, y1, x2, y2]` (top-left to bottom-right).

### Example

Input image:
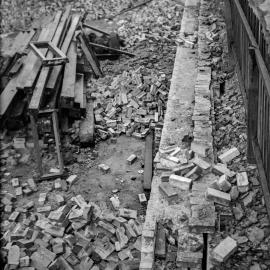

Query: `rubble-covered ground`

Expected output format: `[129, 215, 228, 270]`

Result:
[208, 4, 270, 269]
[210, 67, 270, 270]
[1, 0, 270, 269]
[0, 0, 185, 269]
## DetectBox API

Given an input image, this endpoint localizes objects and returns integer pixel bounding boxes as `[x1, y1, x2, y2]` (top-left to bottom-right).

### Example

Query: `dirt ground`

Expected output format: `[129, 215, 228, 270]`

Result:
[1, 135, 146, 214]
[68, 136, 146, 213]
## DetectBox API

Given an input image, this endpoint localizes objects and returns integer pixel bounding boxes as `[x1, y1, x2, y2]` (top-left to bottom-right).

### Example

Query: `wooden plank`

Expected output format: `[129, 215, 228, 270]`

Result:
[78, 32, 103, 78]
[60, 40, 77, 108]
[24, 8, 71, 90]
[143, 130, 153, 190]
[79, 100, 95, 146]
[0, 22, 49, 116]
[252, 139, 270, 219]
[53, 5, 72, 48]
[46, 15, 81, 91]
[17, 11, 62, 90]
[74, 73, 86, 109]
[29, 11, 76, 114]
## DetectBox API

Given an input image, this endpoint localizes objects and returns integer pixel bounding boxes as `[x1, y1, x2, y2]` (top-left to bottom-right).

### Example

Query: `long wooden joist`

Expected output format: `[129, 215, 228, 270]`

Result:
[28, 12, 79, 114]
[78, 32, 103, 78]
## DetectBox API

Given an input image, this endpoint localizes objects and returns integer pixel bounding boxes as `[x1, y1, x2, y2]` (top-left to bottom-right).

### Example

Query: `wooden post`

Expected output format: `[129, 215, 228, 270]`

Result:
[247, 49, 259, 164]
[143, 130, 153, 190]
[30, 114, 42, 177]
[52, 111, 64, 174]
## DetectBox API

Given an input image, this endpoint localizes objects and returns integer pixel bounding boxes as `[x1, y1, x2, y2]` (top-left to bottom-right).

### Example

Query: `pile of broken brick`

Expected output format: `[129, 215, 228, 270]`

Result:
[154, 143, 255, 265]
[1, 174, 146, 269]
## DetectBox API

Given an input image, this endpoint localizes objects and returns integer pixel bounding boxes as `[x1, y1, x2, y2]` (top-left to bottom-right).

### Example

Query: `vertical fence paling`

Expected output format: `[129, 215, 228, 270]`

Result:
[230, 0, 270, 188]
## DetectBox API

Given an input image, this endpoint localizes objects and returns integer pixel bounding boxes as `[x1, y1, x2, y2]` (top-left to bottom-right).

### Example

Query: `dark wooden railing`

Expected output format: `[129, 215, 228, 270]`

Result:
[227, 0, 270, 216]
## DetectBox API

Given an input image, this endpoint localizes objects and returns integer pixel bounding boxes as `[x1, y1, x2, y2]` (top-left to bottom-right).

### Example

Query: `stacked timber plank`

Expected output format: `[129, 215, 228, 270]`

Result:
[0, 6, 101, 127]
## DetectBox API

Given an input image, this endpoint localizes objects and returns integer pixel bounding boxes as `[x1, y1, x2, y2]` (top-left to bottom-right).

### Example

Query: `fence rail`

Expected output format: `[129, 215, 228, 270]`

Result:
[228, 0, 270, 216]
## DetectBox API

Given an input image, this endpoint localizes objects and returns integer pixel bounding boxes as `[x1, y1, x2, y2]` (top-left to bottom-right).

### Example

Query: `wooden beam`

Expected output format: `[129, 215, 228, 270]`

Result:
[46, 15, 81, 92]
[74, 73, 86, 109]
[0, 25, 53, 116]
[60, 40, 77, 108]
[29, 12, 78, 114]
[79, 100, 95, 146]
[30, 114, 42, 177]
[78, 32, 103, 78]
[143, 130, 153, 190]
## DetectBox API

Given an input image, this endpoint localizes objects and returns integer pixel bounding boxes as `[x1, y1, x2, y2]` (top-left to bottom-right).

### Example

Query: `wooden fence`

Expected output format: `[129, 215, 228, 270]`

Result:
[227, 0, 270, 215]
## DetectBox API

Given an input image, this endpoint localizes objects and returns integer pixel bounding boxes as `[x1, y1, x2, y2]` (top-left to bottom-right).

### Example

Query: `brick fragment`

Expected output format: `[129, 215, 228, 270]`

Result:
[206, 188, 231, 206]
[169, 174, 192, 190]
[9, 211, 20, 222]
[27, 178, 37, 191]
[98, 221, 116, 234]
[98, 164, 111, 173]
[138, 193, 147, 203]
[159, 182, 178, 202]
[212, 163, 235, 178]
[66, 175, 78, 185]
[217, 175, 231, 192]
[19, 256, 30, 267]
[218, 147, 240, 163]
[119, 208, 137, 219]
[193, 157, 211, 172]
[38, 193, 47, 206]
[127, 154, 137, 165]
[236, 172, 249, 193]
[11, 178, 20, 187]
[212, 236, 237, 262]
[8, 245, 20, 266]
